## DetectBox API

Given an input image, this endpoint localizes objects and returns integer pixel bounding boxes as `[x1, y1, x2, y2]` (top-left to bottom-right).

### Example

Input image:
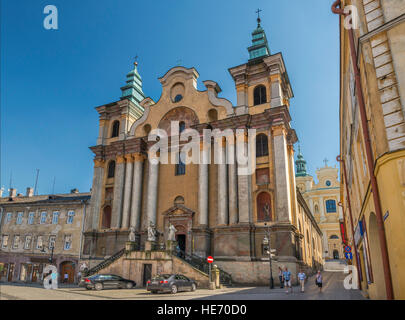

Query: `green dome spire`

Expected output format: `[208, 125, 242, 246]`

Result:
[248, 10, 271, 61]
[120, 60, 145, 107]
[295, 145, 308, 177]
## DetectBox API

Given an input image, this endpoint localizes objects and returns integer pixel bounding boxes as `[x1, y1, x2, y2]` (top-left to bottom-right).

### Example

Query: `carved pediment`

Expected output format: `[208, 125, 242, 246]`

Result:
[162, 204, 195, 217]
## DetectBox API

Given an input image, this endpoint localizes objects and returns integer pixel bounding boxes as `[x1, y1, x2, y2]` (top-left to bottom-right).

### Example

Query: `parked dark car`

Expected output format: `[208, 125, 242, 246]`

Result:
[79, 274, 136, 290]
[146, 274, 197, 294]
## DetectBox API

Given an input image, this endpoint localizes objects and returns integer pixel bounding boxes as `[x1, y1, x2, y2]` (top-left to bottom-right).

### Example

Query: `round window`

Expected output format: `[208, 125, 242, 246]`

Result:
[326, 180, 331, 187]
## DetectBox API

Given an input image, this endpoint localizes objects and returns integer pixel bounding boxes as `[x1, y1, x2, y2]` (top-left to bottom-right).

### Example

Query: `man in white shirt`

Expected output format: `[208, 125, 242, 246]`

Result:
[297, 270, 306, 293]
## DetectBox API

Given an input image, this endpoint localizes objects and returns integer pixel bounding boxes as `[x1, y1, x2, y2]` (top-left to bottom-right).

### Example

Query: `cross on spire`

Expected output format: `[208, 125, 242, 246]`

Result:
[256, 8, 262, 25]
[323, 158, 329, 167]
[133, 55, 138, 67]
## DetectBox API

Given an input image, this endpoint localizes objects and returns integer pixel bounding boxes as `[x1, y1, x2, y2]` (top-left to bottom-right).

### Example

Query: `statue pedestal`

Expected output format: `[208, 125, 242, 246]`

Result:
[166, 240, 177, 253]
[145, 240, 156, 251]
[125, 241, 136, 252]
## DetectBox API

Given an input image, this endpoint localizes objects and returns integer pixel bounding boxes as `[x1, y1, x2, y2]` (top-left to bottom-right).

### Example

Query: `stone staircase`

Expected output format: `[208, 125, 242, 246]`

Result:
[81, 247, 232, 288]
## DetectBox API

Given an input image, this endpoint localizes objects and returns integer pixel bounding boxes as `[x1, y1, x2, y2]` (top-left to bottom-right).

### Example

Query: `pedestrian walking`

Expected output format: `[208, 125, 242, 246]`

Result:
[298, 270, 306, 293]
[77, 271, 82, 282]
[283, 267, 293, 294]
[278, 267, 284, 288]
[63, 272, 69, 283]
[315, 270, 323, 292]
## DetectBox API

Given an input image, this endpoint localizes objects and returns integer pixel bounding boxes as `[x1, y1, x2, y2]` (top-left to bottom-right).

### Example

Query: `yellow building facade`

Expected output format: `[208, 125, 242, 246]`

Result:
[296, 152, 344, 262]
[334, 0, 405, 299]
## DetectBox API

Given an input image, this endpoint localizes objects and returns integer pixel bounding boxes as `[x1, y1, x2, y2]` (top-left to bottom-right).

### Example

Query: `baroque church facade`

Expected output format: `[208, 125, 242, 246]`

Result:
[82, 17, 323, 284]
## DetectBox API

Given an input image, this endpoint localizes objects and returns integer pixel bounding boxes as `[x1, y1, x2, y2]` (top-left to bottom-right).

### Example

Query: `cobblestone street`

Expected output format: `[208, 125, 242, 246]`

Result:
[0, 272, 365, 300]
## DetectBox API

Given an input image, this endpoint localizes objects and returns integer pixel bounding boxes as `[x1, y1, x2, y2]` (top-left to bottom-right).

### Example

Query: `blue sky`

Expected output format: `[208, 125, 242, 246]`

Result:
[0, 0, 340, 195]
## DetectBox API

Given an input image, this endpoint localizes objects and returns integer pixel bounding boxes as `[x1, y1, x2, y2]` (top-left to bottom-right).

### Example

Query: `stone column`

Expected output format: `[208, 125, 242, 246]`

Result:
[112, 155, 126, 229]
[121, 154, 134, 229]
[217, 138, 228, 225]
[272, 126, 292, 222]
[227, 136, 238, 225]
[146, 153, 160, 226]
[90, 159, 104, 230]
[236, 132, 252, 223]
[198, 143, 209, 226]
[130, 153, 145, 231]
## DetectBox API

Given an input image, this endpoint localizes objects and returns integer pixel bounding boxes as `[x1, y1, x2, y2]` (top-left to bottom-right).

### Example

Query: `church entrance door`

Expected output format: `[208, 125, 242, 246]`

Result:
[176, 234, 186, 256]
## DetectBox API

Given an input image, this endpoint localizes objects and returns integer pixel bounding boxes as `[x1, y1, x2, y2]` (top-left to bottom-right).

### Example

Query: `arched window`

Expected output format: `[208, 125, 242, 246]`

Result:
[208, 109, 218, 122]
[174, 94, 183, 103]
[101, 206, 111, 229]
[254, 85, 267, 106]
[256, 192, 271, 222]
[111, 121, 120, 138]
[174, 196, 184, 205]
[179, 121, 186, 133]
[256, 134, 269, 157]
[329, 235, 339, 239]
[326, 200, 337, 213]
[175, 153, 186, 176]
[107, 161, 116, 178]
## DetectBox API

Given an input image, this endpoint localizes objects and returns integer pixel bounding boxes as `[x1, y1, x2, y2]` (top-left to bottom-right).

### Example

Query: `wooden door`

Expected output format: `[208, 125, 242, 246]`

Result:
[60, 262, 75, 284]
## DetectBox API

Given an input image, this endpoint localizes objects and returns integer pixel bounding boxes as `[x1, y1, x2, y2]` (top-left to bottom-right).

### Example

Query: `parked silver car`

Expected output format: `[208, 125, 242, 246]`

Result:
[146, 274, 197, 294]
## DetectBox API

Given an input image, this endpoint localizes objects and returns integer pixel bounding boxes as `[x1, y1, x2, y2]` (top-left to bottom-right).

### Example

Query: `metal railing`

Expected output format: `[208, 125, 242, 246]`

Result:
[83, 248, 125, 277]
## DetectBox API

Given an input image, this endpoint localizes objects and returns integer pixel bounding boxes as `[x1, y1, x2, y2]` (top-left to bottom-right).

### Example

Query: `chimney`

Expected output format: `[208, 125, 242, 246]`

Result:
[70, 188, 79, 194]
[26, 187, 34, 197]
[9, 188, 17, 198]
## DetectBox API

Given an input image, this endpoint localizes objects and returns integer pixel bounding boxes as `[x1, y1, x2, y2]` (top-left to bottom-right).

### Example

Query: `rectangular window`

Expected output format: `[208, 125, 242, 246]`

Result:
[13, 235, 20, 249]
[6, 212, 12, 224]
[28, 212, 35, 225]
[16, 212, 24, 225]
[24, 235, 32, 249]
[40, 212, 47, 224]
[64, 235, 72, 250]
[67, 211, 75, 224]
[2, 235, 9, 248]
[52, 211, 59, 224]
[49, 235, 56, 249]
[326, 200, 337, 213]
[36, 236, 43, 250]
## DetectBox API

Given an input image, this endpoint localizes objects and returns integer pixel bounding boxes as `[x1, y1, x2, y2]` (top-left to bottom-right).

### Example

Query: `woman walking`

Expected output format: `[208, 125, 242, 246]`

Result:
[315, 270, 323, 293]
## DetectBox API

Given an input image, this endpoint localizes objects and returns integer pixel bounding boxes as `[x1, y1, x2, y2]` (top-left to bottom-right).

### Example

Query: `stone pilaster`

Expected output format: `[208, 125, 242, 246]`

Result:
[270, 74, 284, 108]
[121, 154, 134, 229]
[97, 119, 108, 146]
[272, 125, 292, 222]
[319, 196, 326, 222]
[90, 159, 104, 230]
[217, 138, 228, 226]
[198, 142, 209, 226]
[130, 153, 145, 231]
[227, 137, 238, 224]
[236, 132, 252, 223]
[146, 153, 160, 226]
[112, 155, 126, 229]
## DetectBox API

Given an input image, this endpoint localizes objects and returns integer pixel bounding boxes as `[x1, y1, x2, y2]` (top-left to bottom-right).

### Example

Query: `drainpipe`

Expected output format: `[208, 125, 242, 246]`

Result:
[337, 156, 362, 290]
[332, 0, 394, 300]
[79, 200, 87, 262]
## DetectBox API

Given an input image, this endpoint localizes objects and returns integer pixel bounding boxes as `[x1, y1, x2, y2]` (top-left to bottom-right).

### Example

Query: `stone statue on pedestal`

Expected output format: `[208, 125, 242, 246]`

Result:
[147, 221, 157, 242]
[167, 223, 177, 241]
[128, 227, 136, 242]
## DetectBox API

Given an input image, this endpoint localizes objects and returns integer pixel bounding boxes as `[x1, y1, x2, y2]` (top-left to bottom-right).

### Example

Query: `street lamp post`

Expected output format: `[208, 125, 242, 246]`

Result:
[263, 223, 274, 289]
